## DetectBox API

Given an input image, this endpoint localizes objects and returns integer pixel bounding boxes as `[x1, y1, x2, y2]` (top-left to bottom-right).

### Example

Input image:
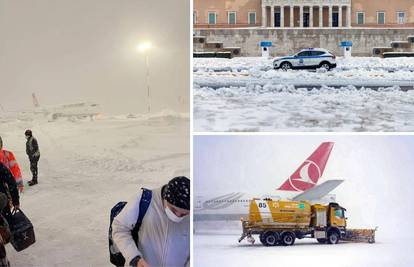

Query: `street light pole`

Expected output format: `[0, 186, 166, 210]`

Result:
[145, 53, 150, 113]
[137, 41, 152, 113]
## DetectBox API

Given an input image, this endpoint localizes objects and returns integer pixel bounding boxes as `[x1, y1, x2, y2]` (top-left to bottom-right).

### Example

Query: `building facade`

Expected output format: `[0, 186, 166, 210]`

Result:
[194, 0, 414, 28]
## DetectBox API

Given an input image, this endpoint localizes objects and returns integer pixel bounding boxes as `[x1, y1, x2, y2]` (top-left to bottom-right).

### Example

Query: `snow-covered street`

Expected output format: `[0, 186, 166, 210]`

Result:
[0, 111, 189, 266]
[194, 57, 414, 132]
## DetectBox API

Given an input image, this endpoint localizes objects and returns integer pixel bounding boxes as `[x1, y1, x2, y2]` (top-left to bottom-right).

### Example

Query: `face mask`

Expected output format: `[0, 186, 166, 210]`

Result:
[25, 136, 30, 140]
[165, 207, 184, 223]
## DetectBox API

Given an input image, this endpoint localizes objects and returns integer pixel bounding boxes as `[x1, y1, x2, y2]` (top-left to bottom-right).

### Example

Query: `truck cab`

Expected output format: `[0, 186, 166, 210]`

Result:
[313, 202, 347, 244]
[329, 202, 347, 229]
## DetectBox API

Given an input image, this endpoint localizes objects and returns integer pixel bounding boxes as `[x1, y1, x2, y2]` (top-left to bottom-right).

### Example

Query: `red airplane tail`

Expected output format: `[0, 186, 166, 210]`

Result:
[277, 142, 334, 192]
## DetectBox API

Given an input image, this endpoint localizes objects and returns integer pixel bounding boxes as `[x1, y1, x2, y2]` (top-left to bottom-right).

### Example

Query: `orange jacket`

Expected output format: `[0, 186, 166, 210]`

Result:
[0, 149, 23, 188]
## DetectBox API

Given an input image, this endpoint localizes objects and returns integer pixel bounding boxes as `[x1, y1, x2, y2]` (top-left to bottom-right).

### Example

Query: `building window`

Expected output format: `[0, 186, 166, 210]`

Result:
[193, 11, 197, 24]
[397, 11, 405, 24]
[208, 12, 217, 25]
[248, 12, 256, 25]
[228, 11, 236, 24]
[377, 12, 385, 25]
[356, 12, 365, 25]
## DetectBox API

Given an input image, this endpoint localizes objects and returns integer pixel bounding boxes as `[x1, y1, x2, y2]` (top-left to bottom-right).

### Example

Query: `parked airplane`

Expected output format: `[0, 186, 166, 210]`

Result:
[27, 93, 101, 121]
[194, 142, 343, 221]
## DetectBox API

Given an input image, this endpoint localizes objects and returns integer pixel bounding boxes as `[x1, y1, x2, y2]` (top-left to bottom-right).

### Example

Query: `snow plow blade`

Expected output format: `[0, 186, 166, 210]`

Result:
[342, 227, 378, 243]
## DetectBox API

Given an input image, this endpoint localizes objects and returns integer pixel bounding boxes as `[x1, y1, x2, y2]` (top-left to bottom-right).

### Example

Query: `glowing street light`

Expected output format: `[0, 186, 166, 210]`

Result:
[137, 41, 152, 113]
[137, 42, 152, 52]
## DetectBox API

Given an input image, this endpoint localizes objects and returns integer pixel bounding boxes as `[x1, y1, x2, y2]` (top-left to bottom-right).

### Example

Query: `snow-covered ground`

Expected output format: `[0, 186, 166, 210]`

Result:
[194, 57, 414, 132]
[194, 233, 414, 267]
[0, 110, 189, 266]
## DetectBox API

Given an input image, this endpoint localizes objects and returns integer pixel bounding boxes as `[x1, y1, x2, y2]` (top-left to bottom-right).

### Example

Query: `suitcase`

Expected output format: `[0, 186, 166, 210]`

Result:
[9, 208, 35, 251]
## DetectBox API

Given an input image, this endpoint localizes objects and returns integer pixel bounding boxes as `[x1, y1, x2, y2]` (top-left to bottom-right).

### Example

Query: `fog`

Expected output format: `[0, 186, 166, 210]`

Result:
[0, 0, 189, 114]
[194, 135, 414, 238]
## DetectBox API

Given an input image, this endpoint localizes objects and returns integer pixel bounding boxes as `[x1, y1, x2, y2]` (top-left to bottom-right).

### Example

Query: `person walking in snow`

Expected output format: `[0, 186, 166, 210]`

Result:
[0, 136, 24, 193]
[112, 176, 190, 267]
[24, 130, 40, 186]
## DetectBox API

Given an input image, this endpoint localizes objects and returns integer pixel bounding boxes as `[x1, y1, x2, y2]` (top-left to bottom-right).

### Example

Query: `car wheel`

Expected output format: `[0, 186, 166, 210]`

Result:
[280, 62, 292, 71]
[319, 62, 331, 71]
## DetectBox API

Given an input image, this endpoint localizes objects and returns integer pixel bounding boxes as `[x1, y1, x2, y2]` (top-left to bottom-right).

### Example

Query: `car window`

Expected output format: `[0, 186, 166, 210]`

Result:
[297, 51, 311, 57]
[311, 51, 325, 56]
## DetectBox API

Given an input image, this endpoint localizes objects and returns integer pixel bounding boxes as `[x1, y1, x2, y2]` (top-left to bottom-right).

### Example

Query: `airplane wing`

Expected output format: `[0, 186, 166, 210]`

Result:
[292, 179, 343, 201]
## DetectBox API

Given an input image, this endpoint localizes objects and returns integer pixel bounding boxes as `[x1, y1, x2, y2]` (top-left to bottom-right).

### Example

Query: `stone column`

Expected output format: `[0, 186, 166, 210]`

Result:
[271, 5, 275, 27]
[328, 5, 333, 27]
[290, 6, 294, 27]
[338, 6, 343, 27]
[347, 5, 351, 27]
[280, 6, 285, 27]
[262, 6, 266, 27]
[300, 5, 303, 27]
[319, 5, 323, 27]
[309, 6, 313, 27]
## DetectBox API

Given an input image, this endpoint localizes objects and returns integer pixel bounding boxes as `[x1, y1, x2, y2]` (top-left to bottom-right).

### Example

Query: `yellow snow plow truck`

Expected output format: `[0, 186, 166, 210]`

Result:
[239, 199, 377, 246]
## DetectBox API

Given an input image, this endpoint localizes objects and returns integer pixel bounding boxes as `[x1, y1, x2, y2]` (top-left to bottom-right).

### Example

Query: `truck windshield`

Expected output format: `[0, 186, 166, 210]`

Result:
[334, 209, 344, 218]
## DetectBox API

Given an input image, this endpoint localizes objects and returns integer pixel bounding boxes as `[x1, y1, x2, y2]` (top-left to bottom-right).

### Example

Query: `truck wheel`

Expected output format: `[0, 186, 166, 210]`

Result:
[317, 238, 327, 244]
[262, 232, 278, 246]
[327, 231, 339, 244]
[280, 232, 295, 246]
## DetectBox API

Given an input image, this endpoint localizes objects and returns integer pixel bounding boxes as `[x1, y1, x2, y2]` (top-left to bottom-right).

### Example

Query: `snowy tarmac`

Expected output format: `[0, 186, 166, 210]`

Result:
[194, 57, 414, 132]
[195, 233, 414, 267]
[0, 111, 189, 266]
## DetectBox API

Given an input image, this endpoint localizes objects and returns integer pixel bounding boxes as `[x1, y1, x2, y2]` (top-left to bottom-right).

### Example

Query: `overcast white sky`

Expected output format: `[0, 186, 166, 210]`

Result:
[194, 135, 414, 238]
[0, 0, 189, 114]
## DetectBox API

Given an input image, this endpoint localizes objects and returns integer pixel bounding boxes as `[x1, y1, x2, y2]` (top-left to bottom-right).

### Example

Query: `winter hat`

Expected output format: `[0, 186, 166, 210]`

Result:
[25, 129, 32, 137]
[163, 176, 190, 210]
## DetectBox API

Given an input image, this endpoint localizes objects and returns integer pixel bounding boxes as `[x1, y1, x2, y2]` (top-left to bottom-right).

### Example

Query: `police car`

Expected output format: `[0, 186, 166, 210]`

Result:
[273, 48, 337, 71]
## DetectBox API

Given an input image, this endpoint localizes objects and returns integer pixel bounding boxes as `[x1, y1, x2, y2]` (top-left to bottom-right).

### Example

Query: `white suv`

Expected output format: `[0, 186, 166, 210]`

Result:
[273, 48, 337, 71]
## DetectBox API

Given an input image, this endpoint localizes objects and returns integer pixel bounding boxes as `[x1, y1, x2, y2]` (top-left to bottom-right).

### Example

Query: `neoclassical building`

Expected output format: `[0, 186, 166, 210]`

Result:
[261, 0, 351, 27]
[194, 0, 414, 28]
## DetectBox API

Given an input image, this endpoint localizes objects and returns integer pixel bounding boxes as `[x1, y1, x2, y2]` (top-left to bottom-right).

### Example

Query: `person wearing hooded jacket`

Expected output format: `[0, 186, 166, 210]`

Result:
[24, 130, 40, 186]
[0, 136, 24, 192]
[112, 176, 190, 267]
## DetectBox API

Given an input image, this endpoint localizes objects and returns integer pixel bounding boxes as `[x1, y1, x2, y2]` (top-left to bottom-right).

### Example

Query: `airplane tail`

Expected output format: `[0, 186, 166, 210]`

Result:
[277, 142, 334, 192]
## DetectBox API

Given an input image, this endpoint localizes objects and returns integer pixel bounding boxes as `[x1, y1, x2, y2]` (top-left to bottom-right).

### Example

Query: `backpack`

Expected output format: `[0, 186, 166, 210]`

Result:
[108, 188, 152, 266]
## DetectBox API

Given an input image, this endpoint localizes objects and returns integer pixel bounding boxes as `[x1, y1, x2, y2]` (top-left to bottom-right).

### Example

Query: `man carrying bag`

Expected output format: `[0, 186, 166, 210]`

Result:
[0, 163, 19, 267]
[0, 163, 35, 254]
[0, 163, 19, 222]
